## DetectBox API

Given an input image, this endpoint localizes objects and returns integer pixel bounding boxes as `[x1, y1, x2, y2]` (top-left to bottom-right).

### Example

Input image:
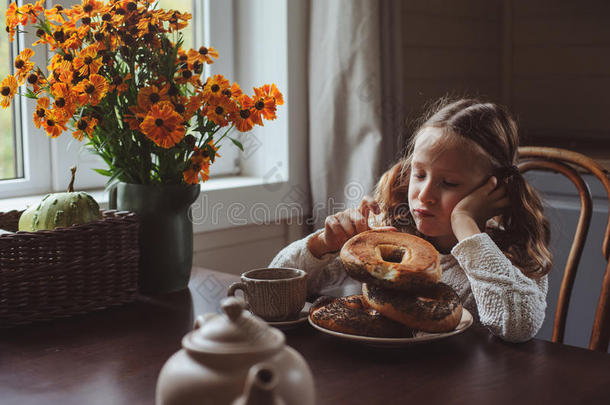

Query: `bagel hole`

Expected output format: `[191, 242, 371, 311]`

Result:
[377, 244, 406, 263]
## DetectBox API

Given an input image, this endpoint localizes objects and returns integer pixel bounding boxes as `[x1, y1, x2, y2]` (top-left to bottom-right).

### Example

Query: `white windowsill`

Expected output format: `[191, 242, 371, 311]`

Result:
[0, 176, 302, 234]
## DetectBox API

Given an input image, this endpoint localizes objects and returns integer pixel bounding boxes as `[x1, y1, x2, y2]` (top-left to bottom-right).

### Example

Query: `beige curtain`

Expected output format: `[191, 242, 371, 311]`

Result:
[308, 0, 405, 229]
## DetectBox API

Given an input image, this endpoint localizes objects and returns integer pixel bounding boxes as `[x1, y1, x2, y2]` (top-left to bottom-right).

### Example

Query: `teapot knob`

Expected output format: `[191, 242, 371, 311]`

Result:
[221, 296, 246, 322]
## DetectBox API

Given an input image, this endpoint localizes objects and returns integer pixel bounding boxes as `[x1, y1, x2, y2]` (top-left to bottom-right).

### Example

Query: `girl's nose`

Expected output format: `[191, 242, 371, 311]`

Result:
[418, 181, 436, 204]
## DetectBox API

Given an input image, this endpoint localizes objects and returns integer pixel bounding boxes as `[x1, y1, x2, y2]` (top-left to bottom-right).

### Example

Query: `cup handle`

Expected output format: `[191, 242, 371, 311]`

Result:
[227, 282, 246, 297]
[227, 282, 251, 310]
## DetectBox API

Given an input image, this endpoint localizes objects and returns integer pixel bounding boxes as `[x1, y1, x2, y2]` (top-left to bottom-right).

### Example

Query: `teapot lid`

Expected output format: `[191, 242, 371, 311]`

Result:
[183, 297, 285, 355]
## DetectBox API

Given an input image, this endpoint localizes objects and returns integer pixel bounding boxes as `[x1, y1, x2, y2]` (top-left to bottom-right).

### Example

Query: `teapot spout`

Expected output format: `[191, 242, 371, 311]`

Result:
[232, 363, 285, 405]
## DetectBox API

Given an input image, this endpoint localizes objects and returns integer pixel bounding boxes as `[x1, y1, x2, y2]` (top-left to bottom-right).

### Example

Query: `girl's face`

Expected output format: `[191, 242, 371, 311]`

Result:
[408, 127, 490, 249]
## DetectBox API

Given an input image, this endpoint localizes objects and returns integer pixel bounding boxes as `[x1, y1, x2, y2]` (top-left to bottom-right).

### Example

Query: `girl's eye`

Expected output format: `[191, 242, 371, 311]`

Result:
[412, 172, 425, 179]
[443, 181, 459, 187]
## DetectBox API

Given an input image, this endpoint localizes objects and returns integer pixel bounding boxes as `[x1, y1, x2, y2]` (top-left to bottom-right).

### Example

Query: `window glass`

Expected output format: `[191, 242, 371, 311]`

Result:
[155, 0, 194, 50]
[0, 0, 16, 180]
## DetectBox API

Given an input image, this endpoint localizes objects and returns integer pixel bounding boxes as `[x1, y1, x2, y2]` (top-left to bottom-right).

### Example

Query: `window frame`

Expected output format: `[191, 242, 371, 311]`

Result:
[0, 0, 52, 199]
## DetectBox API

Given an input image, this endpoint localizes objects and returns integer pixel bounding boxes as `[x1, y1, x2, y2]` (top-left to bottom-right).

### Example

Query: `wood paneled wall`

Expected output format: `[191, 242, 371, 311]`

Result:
[401, 0, 610, 160]
[401, 1, 503, 130]
[511, 0, 610, 152]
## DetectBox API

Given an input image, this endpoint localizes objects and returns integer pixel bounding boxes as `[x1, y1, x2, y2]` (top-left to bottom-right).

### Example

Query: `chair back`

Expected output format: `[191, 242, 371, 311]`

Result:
[518, 146, 610, 352]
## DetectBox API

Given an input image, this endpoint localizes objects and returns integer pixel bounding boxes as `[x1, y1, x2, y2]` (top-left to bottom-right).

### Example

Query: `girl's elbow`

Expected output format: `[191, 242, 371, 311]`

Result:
[500, 311, 545, 343]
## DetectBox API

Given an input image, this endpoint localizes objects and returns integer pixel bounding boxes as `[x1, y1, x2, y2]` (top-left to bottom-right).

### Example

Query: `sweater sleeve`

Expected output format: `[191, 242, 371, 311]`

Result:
[268, 229, 350, 296]
[450, 232, 548, 343]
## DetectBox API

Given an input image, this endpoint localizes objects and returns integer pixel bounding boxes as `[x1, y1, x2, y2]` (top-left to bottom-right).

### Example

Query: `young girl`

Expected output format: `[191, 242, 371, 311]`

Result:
[270, 98, 552, 343]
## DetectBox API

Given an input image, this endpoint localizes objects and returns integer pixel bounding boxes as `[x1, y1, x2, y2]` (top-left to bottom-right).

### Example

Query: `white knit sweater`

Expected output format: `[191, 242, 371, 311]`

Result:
[269, 230, 548, 343]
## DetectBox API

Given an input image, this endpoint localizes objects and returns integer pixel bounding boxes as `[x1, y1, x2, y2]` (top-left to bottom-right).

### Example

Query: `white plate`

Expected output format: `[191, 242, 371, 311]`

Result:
[257, 302, 313, 328]
[308, 308, 473, 347]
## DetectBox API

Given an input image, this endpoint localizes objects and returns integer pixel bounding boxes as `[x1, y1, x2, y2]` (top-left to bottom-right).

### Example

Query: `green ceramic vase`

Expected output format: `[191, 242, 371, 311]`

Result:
[115, 182, 201, 295]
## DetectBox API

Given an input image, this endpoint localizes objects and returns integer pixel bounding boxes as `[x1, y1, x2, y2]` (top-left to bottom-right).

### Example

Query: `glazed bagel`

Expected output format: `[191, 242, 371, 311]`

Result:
[362, 283, 463, 333]
[309, 295, 414, 338]
[340, 230, 441, 291]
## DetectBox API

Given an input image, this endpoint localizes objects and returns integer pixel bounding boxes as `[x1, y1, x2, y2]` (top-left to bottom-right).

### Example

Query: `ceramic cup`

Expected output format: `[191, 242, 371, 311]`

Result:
[227, 268, 308, 322]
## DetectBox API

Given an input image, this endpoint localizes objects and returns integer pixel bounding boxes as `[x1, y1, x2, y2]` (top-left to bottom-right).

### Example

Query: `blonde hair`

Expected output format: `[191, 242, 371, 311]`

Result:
[375, 98, 552, 278]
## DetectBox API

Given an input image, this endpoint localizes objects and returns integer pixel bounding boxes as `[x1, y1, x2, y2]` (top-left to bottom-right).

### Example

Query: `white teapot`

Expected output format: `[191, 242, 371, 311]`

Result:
[156, 296, 316, 405]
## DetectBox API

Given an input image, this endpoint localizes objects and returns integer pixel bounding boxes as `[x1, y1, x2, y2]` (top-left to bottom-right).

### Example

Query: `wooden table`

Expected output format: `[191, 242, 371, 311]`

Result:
[1, 267, 609, 405]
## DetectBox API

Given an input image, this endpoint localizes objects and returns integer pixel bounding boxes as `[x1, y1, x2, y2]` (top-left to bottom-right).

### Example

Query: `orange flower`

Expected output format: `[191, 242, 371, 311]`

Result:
[0, 75, 18, 108]
[255, 83, 284, 106]
[182, 165, 200, 184]
[183, 148, 212, 184]
[75, 74, 108, 106]
[251, 91, 277, 122]
[44, 4, 67, 23]
[18, 1, 44, 25]
[166, 10, 191, 31]
[229, 82, 243, 98]
[14, 49, 35, 85]
[110, 73, 131, 94]
[72, 46, 102, 76]
[167, 95, 200, 123]
[205, 95, 236, 127]
[5, 3, 20, 34]
[137, 84, 170, 111]
[140, 103, 185, 148]
[64, 29, 85, 51]
[202, 74, 230, 102]
[231, 94, 255, 132]
[6, 25, 17, 43]
[175, 66, 200, 87]
[187, 46, 219, 68]
[67, 0, 105, 20]
[41, 109, 68, 138]
[51, 82, 77, 116]
[26, 70, 46, 94]
[72, 116, 98, 141]
[184, 95, 203, 120]
[33, 97, 50, 128]
[49, 53, 74, 78]
[125, 105, 147, 131]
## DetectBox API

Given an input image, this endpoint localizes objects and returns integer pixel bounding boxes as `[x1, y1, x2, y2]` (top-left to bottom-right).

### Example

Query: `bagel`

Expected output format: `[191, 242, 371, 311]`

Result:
[362, 283, 463, 333]
[309, 295, 414, 338]
[340, 230, 441, 291]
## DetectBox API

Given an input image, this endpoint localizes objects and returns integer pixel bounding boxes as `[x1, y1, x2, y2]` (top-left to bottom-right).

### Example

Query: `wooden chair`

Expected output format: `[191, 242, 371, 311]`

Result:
[518, 146, 610, 352]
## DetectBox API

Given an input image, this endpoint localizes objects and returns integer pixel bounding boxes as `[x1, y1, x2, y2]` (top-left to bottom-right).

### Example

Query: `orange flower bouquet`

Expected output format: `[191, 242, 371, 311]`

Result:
[1, 0, 283, 186]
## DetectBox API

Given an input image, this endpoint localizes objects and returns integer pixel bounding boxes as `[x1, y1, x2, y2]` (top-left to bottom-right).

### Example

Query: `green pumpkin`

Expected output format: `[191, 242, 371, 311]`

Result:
[18, 166, 102, 231]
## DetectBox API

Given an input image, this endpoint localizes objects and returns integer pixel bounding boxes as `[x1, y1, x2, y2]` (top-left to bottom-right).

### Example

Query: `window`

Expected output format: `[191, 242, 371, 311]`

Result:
[0, 0, 303, 233]
[0, 0, 18, 181]
[0, 0, 238, 198]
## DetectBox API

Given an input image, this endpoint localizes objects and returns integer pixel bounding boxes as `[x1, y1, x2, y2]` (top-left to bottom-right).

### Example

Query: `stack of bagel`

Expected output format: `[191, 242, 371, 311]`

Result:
[310, 230, 463, 337]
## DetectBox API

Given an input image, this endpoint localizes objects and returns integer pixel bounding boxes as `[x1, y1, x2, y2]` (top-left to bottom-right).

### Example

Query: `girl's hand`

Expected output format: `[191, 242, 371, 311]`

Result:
[450, 176, 509, 240]
[308, 195, 397, 258]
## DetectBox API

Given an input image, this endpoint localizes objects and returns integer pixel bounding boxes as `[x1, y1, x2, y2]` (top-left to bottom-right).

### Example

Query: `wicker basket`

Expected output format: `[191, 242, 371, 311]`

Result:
[0, 210, 139, 327]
